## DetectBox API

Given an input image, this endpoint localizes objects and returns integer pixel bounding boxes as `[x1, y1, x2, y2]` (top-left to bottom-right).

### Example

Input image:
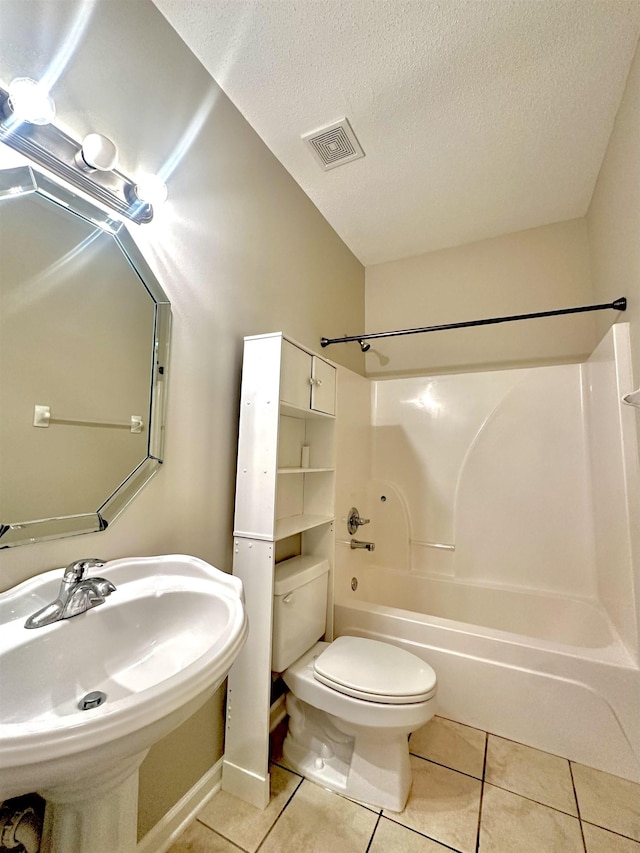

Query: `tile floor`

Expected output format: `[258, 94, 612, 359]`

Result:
[168, 715, 640, 853]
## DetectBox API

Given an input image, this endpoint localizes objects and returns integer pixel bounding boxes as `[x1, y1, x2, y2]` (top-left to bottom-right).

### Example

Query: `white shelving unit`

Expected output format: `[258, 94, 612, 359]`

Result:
[222, 332, 336, 809]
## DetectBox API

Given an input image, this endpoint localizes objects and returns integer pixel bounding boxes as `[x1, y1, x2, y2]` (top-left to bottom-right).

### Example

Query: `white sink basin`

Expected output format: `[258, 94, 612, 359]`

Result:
[0, 554, 248, 804]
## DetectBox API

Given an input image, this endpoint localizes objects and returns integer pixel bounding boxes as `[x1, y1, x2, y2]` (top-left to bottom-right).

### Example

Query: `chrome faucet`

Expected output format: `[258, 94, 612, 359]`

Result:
[350, 539, 375, 551]
[24, 558, 116, 629]
[347, 507, 370, 535]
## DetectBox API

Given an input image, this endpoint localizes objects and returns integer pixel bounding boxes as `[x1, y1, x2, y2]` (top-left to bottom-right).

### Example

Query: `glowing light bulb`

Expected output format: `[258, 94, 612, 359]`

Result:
[7, 77, 55, 125]
[133, 174, 168, 206]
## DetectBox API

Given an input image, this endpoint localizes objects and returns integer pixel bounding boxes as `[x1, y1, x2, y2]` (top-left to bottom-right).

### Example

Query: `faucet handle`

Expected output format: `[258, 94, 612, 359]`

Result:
[93, 578, 117, 596]
[63, 558, 105, 582]
[347, 507, 370, 535]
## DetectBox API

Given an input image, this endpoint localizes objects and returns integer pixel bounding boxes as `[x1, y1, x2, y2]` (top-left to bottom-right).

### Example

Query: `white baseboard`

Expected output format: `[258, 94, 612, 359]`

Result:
[137, 758, 223, 853]
[222, 759, 271, 809]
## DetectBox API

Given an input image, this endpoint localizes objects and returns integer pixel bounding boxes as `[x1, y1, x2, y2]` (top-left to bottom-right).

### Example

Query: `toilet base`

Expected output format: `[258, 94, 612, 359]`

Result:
[282, 694, 413, 812]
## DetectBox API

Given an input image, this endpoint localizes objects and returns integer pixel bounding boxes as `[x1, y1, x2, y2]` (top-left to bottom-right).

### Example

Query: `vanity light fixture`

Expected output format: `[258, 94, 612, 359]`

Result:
[0, 78, 162, 224]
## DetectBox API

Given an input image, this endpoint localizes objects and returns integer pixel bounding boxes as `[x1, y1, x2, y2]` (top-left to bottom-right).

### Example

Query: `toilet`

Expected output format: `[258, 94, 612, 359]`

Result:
[272, 555, 437, 811]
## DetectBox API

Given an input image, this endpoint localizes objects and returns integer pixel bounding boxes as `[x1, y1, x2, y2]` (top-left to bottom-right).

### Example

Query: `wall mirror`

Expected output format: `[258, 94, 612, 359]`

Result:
[0, 165, 171, 548]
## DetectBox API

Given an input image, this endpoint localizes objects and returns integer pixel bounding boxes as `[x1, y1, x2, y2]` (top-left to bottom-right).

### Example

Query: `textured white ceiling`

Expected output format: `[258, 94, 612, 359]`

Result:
[153, 0, 640, 266]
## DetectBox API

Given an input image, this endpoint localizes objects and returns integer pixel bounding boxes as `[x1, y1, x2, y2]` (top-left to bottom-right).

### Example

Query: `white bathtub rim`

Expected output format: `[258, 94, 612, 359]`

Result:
[338, 596, 636, 668]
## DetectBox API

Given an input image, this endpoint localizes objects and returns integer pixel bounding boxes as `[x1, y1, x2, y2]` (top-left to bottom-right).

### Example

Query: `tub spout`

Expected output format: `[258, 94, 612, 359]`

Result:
[350, 539, 375, 551]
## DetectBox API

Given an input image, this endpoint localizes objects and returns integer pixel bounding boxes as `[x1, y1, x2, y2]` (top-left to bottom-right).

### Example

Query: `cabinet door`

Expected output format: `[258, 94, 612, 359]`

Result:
[280, 340, 311, 410]
[311, 356, 336, 415]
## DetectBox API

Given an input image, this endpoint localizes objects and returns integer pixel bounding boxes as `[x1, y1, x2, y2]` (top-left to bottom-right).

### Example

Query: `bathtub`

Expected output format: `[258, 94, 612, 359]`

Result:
[333, 565, 640, 782]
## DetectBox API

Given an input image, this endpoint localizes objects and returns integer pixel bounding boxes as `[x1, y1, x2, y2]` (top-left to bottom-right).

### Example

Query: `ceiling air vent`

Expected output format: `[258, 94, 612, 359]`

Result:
[302, 118, 365, 171]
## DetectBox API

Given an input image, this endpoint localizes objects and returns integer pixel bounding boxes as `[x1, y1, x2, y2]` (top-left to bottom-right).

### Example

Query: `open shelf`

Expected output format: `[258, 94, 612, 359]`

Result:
[275, 513, 334, 540]
[279, 401, 335, 420]
[277, 467, 334, 474]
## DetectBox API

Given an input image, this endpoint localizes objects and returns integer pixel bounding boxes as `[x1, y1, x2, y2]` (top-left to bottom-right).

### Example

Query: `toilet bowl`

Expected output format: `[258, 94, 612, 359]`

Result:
[273, 556, 437, 811]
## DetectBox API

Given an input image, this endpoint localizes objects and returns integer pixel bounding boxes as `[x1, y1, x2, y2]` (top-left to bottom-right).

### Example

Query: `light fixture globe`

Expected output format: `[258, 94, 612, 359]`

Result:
[6, 77, 55, 125]
[79, 133, 119, 171]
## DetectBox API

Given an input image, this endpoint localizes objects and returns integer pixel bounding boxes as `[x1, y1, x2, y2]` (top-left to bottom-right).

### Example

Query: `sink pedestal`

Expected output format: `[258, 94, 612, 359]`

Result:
[40, 750, 148, 853]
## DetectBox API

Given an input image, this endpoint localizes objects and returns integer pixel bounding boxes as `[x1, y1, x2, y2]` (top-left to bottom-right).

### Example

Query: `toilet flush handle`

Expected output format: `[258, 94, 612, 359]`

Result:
[283, 593, 294, 604]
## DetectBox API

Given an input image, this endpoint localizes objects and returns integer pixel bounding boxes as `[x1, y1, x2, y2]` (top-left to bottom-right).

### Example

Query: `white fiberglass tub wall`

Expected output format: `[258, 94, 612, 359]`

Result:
[333, 324, 640, 781]
[370, 362, 597, 601]
[585, 324, 640, 659]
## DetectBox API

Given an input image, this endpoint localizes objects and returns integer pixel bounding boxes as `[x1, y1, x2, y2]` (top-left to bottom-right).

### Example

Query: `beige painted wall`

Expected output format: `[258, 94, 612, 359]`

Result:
[0, 0, 364, 837]
[588, 36, 640, 440]
[364, 218, 597, 376]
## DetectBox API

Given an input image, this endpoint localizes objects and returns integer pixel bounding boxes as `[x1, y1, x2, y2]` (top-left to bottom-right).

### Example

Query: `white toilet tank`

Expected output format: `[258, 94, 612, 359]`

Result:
[272, 555, 329, 672]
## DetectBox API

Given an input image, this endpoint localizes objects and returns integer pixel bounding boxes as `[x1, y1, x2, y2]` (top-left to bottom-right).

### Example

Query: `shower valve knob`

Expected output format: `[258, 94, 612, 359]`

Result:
[347, 506, 370, 535]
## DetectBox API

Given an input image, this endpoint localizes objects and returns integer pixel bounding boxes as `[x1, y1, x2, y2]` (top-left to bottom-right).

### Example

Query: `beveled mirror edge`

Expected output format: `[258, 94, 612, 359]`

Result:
[0, 514, 104, 549]
[114, 228, 172, 463]
[0, 164, 124, 232]
[0, 164, 38, 197]
[149, 302, 171, 461]
[0, 164, 172, 549]
[99, 457, 163, 528]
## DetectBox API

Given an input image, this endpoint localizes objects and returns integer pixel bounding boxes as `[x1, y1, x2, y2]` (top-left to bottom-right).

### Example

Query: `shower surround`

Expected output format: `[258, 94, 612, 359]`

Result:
[334, 323, 640, 781]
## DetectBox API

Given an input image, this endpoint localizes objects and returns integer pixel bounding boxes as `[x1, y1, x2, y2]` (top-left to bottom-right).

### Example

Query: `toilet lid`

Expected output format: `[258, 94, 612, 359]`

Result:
[313, 636, 437, 705]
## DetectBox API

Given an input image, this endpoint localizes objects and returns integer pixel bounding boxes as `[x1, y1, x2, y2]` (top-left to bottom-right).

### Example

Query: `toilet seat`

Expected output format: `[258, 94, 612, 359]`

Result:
[313, 636, 437, 705]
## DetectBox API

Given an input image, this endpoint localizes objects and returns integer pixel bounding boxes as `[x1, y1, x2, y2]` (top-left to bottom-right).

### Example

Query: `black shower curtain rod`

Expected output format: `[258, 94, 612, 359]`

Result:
[320, 297, 627, 351]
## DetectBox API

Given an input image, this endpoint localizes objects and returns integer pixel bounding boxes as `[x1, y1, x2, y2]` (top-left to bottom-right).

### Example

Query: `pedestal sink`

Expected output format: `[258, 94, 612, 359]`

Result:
[0, 554, 248, 853]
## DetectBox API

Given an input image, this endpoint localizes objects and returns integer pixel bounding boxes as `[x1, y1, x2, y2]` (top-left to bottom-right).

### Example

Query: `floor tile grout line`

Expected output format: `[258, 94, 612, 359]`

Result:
[254, 779, 384, 853]
[193, 819, 248, 853]
[409, 754, 484, 780]
[580, 818, 640, 844]
[482, 779, 583, 820]
[271, 758, 302, 777]
[364, 812, 382, 853]
[380, 813, 465, 852]
[482, 731, 488, 783]
[568, 760, 587, 853]
[409, 752, 484, 782]
[195, 818, 250, 852]
[251, 774, 304, 853]
[475, 731, 489, 853]
[200, 824, 255, 853]
[568, 762, 581, 819]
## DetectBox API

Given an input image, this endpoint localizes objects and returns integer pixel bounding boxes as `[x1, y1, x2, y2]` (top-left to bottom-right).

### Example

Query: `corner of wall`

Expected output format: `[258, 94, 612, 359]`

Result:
[586, 37, 640, 402]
